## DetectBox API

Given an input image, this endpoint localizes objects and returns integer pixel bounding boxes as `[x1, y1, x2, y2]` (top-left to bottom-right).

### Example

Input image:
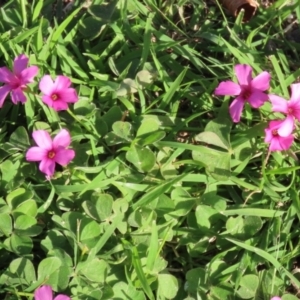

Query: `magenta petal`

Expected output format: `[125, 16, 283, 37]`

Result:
[11, 88, 27, 104]
[53, 129, 71, 148]
[290, 83, 300, 102]
[269, 94, 288, 113]
[0, 67, 14, 84]
[42, 95, 55, 108]
[54, 75, 71, 90]
[34, 285, 53, 300]
[52, 100, 69, 111]
[276, 135, 293, 151]
[58, 88, 78, 103]
[234, 64, 252, 86]
[55, 149, 75, 166]
[13, 54, 28, 75]
[264, 128, 273, 143]
[229, 97, 245, 123]
[20, 66, 39, 84]
[270, 297, 282, 300]
[277, 115, 294, 137]
[32, 130, 52, 150]
[289, 99, 300, 121]
[214, 81, 241, 96]
[54, 295, 71, 300]
[251, 71, 271, 91]
[269, 137, 284, 152]
[26, 147, 47, 161]
[39, 75, 54, 95]
[247, 90, 268, 108]
[0, 85, 11, 107]
[39, 158, 56, 177]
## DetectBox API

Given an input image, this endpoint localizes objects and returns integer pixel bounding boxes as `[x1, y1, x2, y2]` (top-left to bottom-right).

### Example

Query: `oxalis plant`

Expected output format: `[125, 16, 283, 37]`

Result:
[1, 0, 300, 300]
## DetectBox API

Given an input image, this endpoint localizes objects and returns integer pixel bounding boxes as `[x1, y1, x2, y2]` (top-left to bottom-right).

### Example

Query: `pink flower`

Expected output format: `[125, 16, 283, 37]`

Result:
[39, 75, 78, 111]
[264, 120, 294, 152]
[34, 285, 70, 300]
[0, 54, 39, 107]
[270, 297, 281, 300]
[269, 83, 300, 137]
[214, 64, 271, 122]
[26, 129, 75, 178]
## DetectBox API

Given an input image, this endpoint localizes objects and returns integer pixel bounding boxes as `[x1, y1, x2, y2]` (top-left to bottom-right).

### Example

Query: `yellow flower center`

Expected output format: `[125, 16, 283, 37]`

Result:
[48, 151, 55, 159]
[51, 94, 58, 101]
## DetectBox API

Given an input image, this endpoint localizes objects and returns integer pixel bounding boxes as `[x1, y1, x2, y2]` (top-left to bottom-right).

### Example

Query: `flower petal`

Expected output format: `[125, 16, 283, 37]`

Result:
[13, 54, 28, 75]
[34, 285, 53, 300]
[269, 136, 284, 152]
[247, 90, 268, 108]
[271, 135, 293, 151]
[0, 85, 11, 107]
[264, 127, 273, 143]
[20, 66, 39, 84]
[234, 64, 252, 86]
[53, 129, 71, 148]
[251, 71, 271, 91]
[52, 100, 69, 111]
[32, 130, 53, 150]
[0, 67, 14, 84]
[39, 158, 56, 177]
[290, 83, 300, 102]
[42, 95, 55, 108]
[54, 75, 71, 90]
[54, 295, 71, 300]
[214, 81, 241, 96]
[58, 88, 78, 103]
[11, 88, 27, 104]
[277, 115, 294, 137]
[26, 147, 47, 161]
[289, 99, 300, 121]
[39, 75, 55, 95]
[269, 94, 288, 113]
[229, 97, 245, 123]
[55, 149, 75, 166]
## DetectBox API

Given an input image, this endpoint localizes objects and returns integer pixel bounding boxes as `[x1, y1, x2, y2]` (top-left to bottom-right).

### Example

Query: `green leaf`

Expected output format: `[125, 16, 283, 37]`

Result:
[9, 258, 36, 282]
[13, 200, 37, 217]
[195, 205, 219, 229]
[205, 118, 231, 149]
[112, 121, 134, 141]
[282, 295, 299, 300]
[186, 267, 208, 294]
[37, 257, 62, 281]
[126, 145, 156, 172]
[0, 213, 12, 236]
[9, 126, 30, 150]
[113, 282, 145, 300]
[194, 131, 228, 150]
[237, 274, 259, 299]
[158, 273, 179, 299]
[117, 78, 138, 96]
[7, 188, 33, 210]
[78, 258, 108, 283]
[192, 149, 231, 181]
[136, 70, 154, 87]
[15, 215, 36, 230]
[9, 234, 33, 255]
[78, 16, 104, 39]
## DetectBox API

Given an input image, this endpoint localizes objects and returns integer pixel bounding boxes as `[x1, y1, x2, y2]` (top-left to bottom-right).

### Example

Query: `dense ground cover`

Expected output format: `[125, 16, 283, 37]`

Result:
[1, 0, 300, 299]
